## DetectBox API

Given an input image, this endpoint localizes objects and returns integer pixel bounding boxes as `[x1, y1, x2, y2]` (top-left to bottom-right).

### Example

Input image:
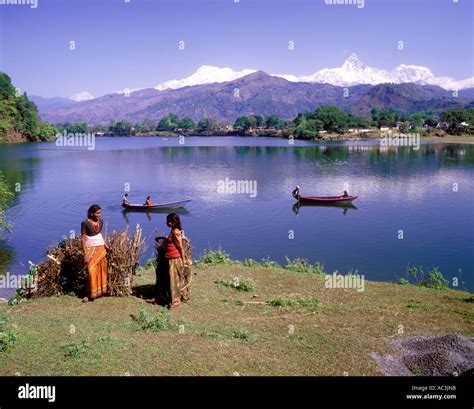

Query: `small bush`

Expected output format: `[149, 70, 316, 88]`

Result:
[232, 325, 256, 342]
[215, 277, 256, 292]
[242, 258, 259, 267]
[284, 257, 325, 275]
[407, 266, 449, 290]
[0, 316, 17, 353]
[259, 257, 279, 268]
[195, 249, 234, 266]
[399, 278, 409, 285]
[131, 307, 183, 332]
[268, 296, 319, 311]
[62, 341, 89, 358]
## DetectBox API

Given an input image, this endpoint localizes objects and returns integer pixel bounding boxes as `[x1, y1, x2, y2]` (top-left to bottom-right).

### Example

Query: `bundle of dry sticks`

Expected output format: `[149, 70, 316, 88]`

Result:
[28, 225, 145, 298]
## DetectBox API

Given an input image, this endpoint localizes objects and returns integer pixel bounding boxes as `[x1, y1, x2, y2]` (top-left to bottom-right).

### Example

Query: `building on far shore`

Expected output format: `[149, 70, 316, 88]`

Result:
[348, 128, 371, 134]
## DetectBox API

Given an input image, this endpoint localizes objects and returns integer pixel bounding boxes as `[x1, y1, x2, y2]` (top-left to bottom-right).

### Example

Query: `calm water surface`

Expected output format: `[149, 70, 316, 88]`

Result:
[0, 136, 473, 297]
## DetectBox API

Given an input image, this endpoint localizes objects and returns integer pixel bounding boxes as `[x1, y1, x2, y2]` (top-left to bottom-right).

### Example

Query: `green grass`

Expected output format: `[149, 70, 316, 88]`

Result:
[268, 296, 319, 311]
[0, 314, 16, 352]
[405, 299, 439, 311]
[62, 341, 90, 358]
[214, 276, 256, 292]
[131, 307, 185, 332]
[0, 262, 472, 376]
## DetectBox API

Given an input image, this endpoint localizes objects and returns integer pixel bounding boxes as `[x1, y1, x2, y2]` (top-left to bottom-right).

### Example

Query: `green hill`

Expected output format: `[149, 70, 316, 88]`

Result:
[0, 72, 57, 143]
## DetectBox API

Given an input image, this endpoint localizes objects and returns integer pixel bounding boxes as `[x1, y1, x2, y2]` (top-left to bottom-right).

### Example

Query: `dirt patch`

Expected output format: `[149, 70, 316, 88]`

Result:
[371, 334, 474, 376]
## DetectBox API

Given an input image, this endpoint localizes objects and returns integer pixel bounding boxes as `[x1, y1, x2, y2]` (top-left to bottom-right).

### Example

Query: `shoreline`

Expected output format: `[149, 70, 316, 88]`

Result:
[1, 133, 473, 146]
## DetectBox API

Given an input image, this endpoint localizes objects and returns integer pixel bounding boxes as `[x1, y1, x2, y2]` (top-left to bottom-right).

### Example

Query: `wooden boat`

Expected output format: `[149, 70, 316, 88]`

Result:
[122, 198, 192, 210]
[297, 195, 358, 204]
[292, 186, 357, 204]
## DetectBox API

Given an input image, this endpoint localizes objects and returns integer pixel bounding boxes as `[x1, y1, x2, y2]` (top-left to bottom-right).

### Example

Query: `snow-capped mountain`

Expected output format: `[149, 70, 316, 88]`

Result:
[274, 53, 473, 90]
[70, 91, 95, 102]
[154, 65, 258, 90]
[152, 54, 472, 92]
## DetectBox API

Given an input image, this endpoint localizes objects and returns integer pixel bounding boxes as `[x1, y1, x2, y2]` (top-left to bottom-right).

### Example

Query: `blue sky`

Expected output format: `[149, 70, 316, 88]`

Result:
[0, 0, 472, 98]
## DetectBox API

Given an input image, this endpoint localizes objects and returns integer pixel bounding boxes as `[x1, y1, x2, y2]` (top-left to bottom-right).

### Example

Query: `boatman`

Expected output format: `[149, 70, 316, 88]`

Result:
[292, 185, 300, 200]
[122, 193, 130, 206]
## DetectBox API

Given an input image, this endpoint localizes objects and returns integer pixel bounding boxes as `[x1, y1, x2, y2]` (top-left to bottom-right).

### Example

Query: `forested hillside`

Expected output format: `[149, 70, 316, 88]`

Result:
[0, 72, 57, 143]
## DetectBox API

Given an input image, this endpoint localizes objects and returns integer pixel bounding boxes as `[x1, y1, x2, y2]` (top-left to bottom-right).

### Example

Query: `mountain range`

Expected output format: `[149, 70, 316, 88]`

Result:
[31, 68, 474, 125]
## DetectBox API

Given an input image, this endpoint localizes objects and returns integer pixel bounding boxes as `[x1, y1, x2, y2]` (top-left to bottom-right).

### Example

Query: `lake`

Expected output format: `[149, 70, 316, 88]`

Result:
[1, 136, 473, 297]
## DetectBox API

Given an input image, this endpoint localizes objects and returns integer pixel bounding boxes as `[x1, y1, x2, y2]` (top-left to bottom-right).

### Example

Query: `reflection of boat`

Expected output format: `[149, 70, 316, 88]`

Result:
[292, 201, 357, 215]
[122, 198, 191, 211]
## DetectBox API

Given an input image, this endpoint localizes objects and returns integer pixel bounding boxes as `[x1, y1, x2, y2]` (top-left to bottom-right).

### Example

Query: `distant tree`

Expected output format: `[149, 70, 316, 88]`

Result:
[312, 106, 349, 132]
[109, 120, 132, 136]
[440, 109, 467, 128]
[347, 114, 369, 128]
[409, 113, 425, 129]
[265, 114, 282, 128]
[90, 124, 107, 134]
[424, 115, 438, 128]
[178, 117, 196, 130]
[371, 108, 400, 127]
[253, 115, 265, 128]
[234, 116, 252, 132]
[197, 118, 218, 131]
[157, 114, 178, 131]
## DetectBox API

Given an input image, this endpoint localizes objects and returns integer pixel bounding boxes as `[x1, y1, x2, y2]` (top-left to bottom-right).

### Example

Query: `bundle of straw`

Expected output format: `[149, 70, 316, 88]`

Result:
[27, 225, 145, 299]
[106, 225, 146, 296]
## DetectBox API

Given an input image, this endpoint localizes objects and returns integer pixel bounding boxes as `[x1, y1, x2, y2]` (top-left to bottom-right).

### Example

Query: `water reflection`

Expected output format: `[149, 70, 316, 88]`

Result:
[121, 208, 190, 223]
[292, 201, 358, 216]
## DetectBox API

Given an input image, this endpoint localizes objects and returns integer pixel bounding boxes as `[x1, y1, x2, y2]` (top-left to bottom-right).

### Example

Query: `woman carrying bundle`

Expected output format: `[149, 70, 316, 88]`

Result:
[155, 213, 191, 309]
[81, 204, 108, 302]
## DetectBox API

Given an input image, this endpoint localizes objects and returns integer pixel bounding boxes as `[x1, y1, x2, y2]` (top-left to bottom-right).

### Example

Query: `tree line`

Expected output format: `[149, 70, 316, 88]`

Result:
[56, 106, 474, 139]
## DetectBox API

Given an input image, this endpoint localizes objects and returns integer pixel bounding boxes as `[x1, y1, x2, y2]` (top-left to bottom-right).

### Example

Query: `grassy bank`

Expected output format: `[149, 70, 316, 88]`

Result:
[0, 261, 472, 376]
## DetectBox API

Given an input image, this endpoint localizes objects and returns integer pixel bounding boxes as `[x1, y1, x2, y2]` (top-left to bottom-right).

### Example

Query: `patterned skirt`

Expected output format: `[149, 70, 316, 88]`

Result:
[155, 257, 191, 307]
[84, 245, 108, 299]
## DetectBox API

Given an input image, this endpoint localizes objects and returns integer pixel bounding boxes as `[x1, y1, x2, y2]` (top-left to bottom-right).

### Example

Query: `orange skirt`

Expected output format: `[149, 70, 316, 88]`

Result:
[85, 245, 107, 299]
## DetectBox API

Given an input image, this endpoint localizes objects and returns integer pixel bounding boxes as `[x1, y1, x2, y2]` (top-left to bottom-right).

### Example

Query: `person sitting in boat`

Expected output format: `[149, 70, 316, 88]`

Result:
[144, 196, 153, 206]
[343, 190, 349, 197]
[122, 193, 129, 206]
[292, 185, 300, 200]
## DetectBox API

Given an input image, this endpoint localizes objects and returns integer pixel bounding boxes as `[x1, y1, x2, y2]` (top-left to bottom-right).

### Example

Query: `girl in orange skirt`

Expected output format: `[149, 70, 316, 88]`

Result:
[81, 204, 108, 302]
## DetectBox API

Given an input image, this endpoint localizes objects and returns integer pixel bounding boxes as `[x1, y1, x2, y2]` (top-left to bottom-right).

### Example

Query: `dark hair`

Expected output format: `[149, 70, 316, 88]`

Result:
[87, 204, 101, 219]
[167, 213, 182, 230]
[146, 196, 151, 200]
[124, 193, 128, 197]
